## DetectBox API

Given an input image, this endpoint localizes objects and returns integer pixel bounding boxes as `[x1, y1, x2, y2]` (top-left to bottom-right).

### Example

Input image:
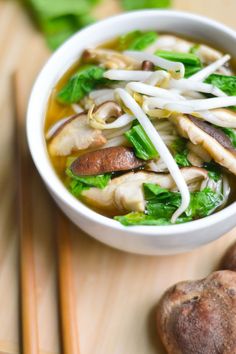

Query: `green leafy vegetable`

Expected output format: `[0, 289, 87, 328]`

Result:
[205, 74, 236, 110]
[154, 50, 202, 78]
[203, 162, 222, 182]
[114, 212, 171, 226]
[221, 127, 236, 148]
[171, 137, 187, 153]
[171, 138, 191, 167]
[129, 31, 158, 50]
[118, 31, 157, 51]
[143, 184, 172, 201]
[57, 65, 107, 104]
[205, 74, 236, 96]
[184, 65, 202, 78]
[118, 31, 142, 51]
[69, 179, 90, 196]
[155, 50, 202, 67]
[125, 124, 158, 160]
[28, 0, 96, 18]
[41, 14, 95, 50]
[144, 183, 223, 223]
[207, 171, 221, 182]
[121, 0, 171, 11]
[66, 168, 111, 196]
[27, 0, 99, 50]
[185, 188, 223, 218]
[144, 183, 181, 219]
[174, 151, 191, 167]
[115, 212, 191, 226]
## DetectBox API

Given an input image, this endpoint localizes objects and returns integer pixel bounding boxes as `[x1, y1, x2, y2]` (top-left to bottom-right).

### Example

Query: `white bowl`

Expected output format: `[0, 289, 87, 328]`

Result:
[27, 10, 236, 255]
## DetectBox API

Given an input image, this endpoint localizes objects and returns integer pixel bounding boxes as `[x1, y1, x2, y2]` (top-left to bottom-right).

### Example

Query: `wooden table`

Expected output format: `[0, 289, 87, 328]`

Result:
[0, 1, 236, 353]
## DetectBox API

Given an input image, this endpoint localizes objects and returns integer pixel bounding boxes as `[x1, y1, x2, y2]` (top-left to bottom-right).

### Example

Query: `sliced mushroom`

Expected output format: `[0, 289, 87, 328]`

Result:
[170, 114, 236, 175]
[82, 168, 208, 213]
[187, 151, 203, 167]
[46, 116, 72, 140]
[48, 113, 106, 156]
[211, 108, 236, 128]
[70, 146, 144, 176]
[187, 142, 211, 162]
[94, 101, 122, 117]
[188, 115, 234, 150]
[146, 157, 169, 173]
[83, 48, 140, 69]
[89, 101, 123, 129]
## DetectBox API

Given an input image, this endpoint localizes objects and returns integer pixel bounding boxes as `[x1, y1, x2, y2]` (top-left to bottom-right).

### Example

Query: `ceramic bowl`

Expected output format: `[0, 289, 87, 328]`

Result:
[27, 10, 236, 255]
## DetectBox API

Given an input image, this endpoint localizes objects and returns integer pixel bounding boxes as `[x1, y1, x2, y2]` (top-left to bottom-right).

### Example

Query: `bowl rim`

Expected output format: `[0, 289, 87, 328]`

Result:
[27, 9, 236, 236]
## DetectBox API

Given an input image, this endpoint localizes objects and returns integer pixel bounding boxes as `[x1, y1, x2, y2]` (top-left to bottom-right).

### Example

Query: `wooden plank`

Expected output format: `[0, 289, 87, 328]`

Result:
[0, 1, 236, 353]
[174, 0, 236, 29]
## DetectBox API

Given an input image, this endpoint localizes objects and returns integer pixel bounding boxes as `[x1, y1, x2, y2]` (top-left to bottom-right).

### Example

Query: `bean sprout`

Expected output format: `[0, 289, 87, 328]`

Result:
[115, 88, 190, 222]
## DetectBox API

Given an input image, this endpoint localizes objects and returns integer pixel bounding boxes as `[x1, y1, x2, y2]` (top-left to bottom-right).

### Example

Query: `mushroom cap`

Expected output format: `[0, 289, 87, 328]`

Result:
[171, 114, 236, 176]
[48, 113, 106, 156]
[70, 146, 144, 176]
[188, 115, 234, 150]
[157, 270, 236, 354]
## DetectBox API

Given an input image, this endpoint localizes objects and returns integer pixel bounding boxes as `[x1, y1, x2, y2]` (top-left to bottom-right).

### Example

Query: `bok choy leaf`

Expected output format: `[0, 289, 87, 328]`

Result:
[205, 74, 236, 96]
[155, 50, 202, 67]
[121, 0, 172, 11]
[66, 168, 111, 196]
[128, 31, 158, 51]
[171, 138, 191, 167]
[115, 184, 223, 226]
[57, 65, 107, 104]
[125, 123, 158, 160]
[118, 31, 158, 51]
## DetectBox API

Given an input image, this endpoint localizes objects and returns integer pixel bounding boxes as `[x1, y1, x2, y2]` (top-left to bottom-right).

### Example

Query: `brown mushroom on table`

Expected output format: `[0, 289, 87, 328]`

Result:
[47, 113, 106, 156]
[220, 241, 236, 272]
[81, 167, 208, 213]
[170, 114, 236, 175]
[82, 48, 140, 69]
[157, 270, 236, 354]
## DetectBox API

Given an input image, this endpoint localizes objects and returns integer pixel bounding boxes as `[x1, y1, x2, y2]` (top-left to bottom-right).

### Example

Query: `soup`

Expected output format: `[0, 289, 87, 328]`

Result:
[45, 31, 236, 226]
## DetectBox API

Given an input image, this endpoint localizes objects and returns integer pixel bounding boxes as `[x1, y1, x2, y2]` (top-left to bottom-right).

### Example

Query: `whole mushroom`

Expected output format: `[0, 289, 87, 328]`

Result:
[157, 270, 236, 354]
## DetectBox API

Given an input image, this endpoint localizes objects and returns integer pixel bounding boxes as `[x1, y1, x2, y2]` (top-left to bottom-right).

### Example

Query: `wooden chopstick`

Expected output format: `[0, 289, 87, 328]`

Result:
[56, 213, 80, 354]
[14, 77, 39, 354]
[14, 72, 80, 353]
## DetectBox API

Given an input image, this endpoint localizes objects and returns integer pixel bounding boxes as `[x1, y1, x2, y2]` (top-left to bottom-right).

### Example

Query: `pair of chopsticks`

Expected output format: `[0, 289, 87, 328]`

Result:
[14, 77, 80, 354]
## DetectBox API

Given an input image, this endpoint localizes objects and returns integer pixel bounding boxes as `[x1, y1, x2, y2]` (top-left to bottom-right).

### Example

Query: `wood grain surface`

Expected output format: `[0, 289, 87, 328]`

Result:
[1, 1, 236, 353]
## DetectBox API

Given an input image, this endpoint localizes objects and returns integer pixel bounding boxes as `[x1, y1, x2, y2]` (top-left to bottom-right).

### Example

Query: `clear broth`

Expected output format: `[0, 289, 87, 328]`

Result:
[45, 33, 236, 217]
